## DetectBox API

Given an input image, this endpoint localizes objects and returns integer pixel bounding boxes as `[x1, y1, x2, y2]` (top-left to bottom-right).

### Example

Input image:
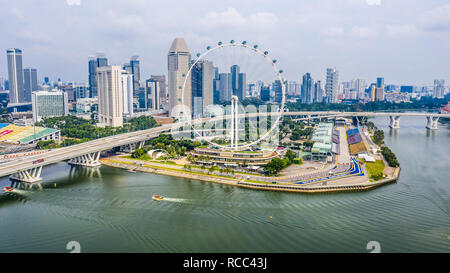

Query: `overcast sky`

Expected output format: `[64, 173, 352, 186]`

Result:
[0, 0, 449, 86]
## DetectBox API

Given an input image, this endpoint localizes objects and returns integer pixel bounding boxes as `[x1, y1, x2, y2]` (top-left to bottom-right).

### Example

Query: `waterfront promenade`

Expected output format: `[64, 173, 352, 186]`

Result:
[100, 154, 399, 193]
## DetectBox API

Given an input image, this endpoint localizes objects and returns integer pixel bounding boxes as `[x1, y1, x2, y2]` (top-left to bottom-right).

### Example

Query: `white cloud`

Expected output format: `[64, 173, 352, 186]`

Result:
[351, 26, 378, 38]
[385, 24, 418, 37]
[366, 0, 381, 6]
[323, 27, 345, 37]
[322, 25, 378, 39]
[202, 7, 247, 29]
[66, 0, 81, 6]
[201, 7, 277, 31]
[418, 3, 450, 32]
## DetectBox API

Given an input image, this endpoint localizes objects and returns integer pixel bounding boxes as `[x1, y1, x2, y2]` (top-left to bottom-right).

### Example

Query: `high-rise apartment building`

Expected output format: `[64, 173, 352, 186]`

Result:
[433, 79, 445, 98]
[325, 67, 339, 103]
[7, 48, 25, 104]
[24, 67, 38, 103]
[97, 66, 123, 127]
[32, 90, 69, 122]
[168, 38, 191, 117]
[351, 79, 366, 100]
[375, 87, 385, 101]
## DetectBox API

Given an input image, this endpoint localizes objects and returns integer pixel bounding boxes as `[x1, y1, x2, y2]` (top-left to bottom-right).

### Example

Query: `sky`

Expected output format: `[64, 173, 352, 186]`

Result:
[0, 0, 449, 86]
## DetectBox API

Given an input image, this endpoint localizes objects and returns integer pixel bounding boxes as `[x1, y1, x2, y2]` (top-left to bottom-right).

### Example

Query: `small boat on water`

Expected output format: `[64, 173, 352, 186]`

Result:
[3, 187, 16, 193]
[127, 168, 136, 173]
[152, 195, 164, 201]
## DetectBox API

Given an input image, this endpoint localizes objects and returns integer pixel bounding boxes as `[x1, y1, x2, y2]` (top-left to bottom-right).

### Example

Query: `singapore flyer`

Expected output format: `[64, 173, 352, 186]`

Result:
[172, 40, 286, 152]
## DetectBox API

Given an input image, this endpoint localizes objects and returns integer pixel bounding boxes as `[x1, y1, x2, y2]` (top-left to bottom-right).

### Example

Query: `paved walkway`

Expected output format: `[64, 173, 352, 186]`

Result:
[338, 126, 351, 164]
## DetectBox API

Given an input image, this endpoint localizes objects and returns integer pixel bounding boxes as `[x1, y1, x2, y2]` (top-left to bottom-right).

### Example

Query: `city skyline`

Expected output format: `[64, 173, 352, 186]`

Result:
[0, 0, 449, 86]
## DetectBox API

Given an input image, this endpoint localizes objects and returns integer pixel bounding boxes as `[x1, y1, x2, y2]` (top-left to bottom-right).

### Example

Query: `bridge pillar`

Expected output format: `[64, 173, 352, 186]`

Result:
[138, 141, 144, 149]
[119, 141, 144, 153]
[426, 116, 439, 130]
[10, 166, 43, 189]
[68, 151, 101, 167]
[389, 116, 401, 129]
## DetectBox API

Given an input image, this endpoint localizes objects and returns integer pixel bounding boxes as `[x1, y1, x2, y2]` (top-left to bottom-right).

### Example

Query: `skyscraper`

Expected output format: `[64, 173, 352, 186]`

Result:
[273, 80, 283, 104]
[191, 60, 214, 117]
[168, 38, 191, 117]
[433, 79, 445, 98]
[238, 73, 246, 100]
[369, 84, 376, 101]
[314, 81, 324, 103]
[24, 68, 38, 103]
[351, 79, 366, 100]
[375, 87, 385, 101]
[230, 65, 246, 100]
[143, 79, 160, 111]
[88, 53, 108, 98]
[375, 77, 385, 101]
[121, 71, 134, 116]
[301, 73, 314, 104]
[260, 85, 271, 102]
[213, 67, 220, 104]
[6, 48, 25, 104]
[325, 67, 339, 103]
[150, 75, 166, 105]
[123, 56, 140, 97]
[218, 73, 232, 102]
[97, 66, 123, 127]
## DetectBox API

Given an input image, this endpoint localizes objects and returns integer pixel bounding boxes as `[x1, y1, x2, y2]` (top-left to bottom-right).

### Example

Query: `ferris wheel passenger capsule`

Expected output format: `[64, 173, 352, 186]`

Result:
[196, 53, 200, 57]
[272, 59, 277, 63]
[279, 69, 283, 73]
[218, 41, 222, 45]
[207, 46, 211, 50]
[230, 40, 235, 44]
[253, 44, 258, 49]
[242, 41, 247, 45]
[264, 51, 268, 55]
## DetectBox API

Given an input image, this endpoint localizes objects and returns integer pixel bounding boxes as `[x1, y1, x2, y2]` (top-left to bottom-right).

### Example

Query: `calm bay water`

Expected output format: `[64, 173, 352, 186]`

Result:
[0, 116, 449, 253]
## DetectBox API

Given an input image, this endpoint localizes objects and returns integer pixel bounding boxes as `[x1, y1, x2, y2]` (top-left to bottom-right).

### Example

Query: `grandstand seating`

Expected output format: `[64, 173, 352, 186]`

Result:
[346, 128, 360, 136]
[347, 134, 362, 145]
[0, 123, 58, 144]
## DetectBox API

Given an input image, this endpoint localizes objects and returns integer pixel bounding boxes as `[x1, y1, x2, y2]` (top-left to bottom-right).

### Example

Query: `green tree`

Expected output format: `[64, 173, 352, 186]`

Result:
[131, 148, 145, 159]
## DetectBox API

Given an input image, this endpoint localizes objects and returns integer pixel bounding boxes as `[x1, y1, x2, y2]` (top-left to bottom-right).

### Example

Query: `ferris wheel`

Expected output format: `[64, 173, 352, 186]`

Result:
[179, 40, 286, 151]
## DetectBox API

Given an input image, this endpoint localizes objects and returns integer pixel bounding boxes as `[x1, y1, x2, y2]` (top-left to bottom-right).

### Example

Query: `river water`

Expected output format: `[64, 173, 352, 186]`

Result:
[0, 116, 449, 253]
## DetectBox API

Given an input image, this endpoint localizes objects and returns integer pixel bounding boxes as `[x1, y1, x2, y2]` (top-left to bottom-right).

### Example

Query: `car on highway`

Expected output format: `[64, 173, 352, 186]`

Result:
[33, 159, 44, 164]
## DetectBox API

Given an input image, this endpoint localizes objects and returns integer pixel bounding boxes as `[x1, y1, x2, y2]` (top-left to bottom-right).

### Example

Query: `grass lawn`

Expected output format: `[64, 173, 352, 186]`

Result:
[365, 160, 385, 181]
